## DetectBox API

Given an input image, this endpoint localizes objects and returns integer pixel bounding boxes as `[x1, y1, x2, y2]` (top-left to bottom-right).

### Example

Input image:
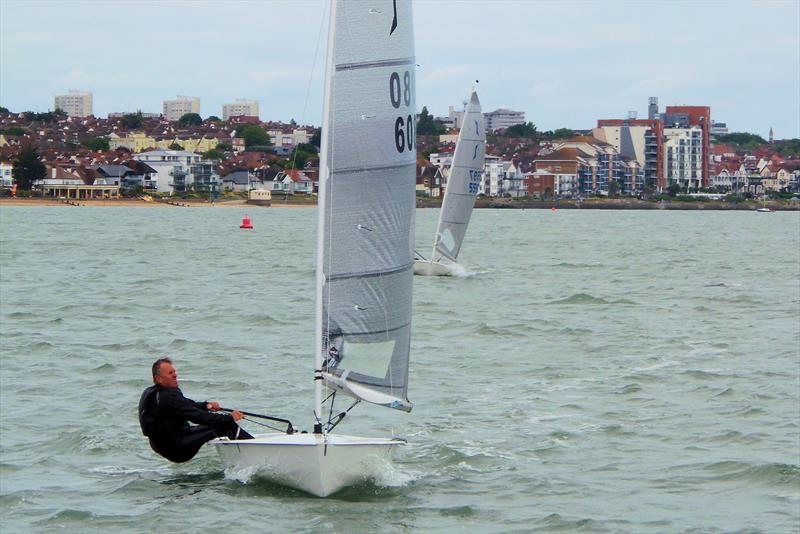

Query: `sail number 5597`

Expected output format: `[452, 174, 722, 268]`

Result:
[389, 71, 414, 153]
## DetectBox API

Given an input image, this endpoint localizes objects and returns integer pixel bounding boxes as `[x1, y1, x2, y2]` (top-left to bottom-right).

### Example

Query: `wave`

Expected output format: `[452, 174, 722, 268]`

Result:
[551, 262, 603, 269]
[698, 461, 799, 486]
[550, 293, 611, 305]
[5, 311, 37, 319]
[549, 293, 636, 305]
[475, 322, 516, 337]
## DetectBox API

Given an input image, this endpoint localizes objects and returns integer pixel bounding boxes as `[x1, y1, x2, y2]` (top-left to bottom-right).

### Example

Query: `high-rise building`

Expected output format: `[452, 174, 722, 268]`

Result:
[483, 108, 525, 131]
[222, 99, 259, 121]
[664, 105, 710, 188]
[163, 96, 200, 121]
[54, 90, 93, 117]
[663, 127, 704, 191]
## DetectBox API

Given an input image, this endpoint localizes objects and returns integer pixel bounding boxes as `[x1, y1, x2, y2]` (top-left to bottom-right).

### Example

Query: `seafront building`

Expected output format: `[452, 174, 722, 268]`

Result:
[222, 99, 259, 121]
[163, 96, 201, 121]
[532, 137, 644, 196]
[54, 91, 93, 118]
[593, 118, 664, 190]
[663, 126, 704, 192]
[132, 149, 219, 194]
[0, 161, 12, 188]
[663, 105, 711, 188]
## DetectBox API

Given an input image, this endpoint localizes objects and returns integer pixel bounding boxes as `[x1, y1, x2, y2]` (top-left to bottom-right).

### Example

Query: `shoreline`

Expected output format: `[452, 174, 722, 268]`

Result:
[1, 197, 798, 211]
[0, 198, 312, 208]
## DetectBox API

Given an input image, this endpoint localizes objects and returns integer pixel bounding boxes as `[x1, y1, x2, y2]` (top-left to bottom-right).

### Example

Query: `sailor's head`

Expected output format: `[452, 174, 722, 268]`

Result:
[152, 357, 179, 388]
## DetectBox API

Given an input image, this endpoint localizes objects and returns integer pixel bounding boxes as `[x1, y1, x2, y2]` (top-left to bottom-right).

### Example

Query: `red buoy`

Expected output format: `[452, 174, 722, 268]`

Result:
[240, 214, 254, 229]
[550, 206, 557, 212]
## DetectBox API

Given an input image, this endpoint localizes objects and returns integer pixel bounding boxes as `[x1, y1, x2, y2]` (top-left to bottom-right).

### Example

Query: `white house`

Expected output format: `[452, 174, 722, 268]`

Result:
[272, 170, 313, 194]
[481, 157, 526, 197]
[0, 161, 12, 188]
[132, 149, 203, 194]
[221, 170, 264, 193]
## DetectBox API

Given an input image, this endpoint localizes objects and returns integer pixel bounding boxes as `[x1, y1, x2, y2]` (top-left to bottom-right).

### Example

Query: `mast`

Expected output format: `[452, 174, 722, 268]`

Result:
[314, 0, 337, 434]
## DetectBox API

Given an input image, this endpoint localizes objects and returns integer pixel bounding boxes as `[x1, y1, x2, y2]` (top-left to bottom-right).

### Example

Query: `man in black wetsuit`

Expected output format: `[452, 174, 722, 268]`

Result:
[138, 357, 253, 463]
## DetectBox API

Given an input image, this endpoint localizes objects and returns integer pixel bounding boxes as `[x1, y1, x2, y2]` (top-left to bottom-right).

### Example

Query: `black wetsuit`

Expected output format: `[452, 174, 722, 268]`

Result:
[138, 384, 253, 463]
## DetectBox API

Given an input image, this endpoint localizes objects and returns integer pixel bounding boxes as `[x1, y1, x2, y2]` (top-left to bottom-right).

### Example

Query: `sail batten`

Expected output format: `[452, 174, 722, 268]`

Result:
[317, 0, 416, 411]
[336, 57, 415, 71]
[327, 263, 413, 282]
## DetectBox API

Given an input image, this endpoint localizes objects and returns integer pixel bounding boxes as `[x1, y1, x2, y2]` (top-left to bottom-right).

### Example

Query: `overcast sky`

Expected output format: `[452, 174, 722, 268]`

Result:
[1, 0, 798, 138]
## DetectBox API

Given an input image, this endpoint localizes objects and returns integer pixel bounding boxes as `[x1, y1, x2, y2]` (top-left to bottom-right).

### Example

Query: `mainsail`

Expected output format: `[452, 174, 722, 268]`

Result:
[432, 91, 485, 262]
[316, 0, 416, 412]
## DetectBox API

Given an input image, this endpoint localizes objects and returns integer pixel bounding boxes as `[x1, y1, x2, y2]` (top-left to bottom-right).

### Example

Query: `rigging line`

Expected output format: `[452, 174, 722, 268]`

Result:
[327, 391, 336, 429]
[243, 417, 287, 433]
[288, 3, 327, 178]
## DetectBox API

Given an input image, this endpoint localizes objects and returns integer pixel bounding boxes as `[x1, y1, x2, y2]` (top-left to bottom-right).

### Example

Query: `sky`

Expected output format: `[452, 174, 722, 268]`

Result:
[1, 0, 798, 139]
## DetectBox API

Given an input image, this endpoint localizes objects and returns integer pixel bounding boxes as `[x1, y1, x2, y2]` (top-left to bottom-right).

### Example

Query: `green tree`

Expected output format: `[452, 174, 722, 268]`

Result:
[310, 129, 321, 148]
[168, 142, 183, 150]
[178, 113, 203, 127]
[25, 110, 65, 123]
[416, 106, 446, 135]
[715, 132, 767, 150]
[206, 115, 221, 122]
[216, 143, 232, 151]
[121, 112, 144, 129]
[81, 136, 110, 151]
[0, 106, 9, 113]
[774, 138, 800, 156]
[12, 145, 46, 190]
[503, 122, 538, 138]
[203, 148, 225, 160]
[667, 183, 682, 197]
[235, 124, 271, 147]
[552, 128, 574, 139]
[1, 126, 26, 136]
[286, 143, 319, 169]
[608, 179, 620, 197]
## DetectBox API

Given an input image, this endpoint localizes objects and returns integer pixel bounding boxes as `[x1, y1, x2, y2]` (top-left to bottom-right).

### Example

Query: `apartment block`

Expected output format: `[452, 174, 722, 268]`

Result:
[664, 105, 711, 187]
[483, 108, 525, 132]
[222, 99, 259, 121]
[594, 118, 664, 190]
[533, 137, 644, 196]
[663, 127, 704, 191]
[163, 96, 201, 122]
[54, 90, 93, 118]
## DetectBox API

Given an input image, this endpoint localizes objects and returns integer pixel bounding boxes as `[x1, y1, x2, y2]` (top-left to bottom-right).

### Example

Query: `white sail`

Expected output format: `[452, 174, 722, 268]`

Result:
[432, 91, 485, 262]
[214, 1, 412, 497]
[317, 0, 416, 412]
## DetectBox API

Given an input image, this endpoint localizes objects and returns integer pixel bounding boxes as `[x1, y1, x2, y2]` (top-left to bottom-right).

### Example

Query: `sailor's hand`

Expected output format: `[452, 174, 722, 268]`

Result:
[230, 410, 244, 422]
[206, 401, 221, 411]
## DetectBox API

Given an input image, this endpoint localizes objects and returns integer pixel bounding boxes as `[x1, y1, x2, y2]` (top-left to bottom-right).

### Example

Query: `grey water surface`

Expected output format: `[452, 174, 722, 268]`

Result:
[1, 205, 798, 533]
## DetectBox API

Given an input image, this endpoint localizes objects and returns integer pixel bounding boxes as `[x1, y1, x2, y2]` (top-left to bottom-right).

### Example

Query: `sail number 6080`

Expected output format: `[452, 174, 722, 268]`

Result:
[389, 71, 414, 153]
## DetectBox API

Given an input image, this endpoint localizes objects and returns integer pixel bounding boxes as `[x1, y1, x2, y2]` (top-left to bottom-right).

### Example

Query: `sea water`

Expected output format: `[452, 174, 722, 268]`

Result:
[1, 206, 798, 533]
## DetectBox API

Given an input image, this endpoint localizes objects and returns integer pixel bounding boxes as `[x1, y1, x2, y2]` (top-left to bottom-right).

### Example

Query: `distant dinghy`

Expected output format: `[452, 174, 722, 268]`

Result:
[414, 90, 485, 276]
[213, 0, 416, 497]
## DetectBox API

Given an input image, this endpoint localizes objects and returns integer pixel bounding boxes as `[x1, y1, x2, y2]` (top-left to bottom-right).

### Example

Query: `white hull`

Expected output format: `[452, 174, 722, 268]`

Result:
[413, 259, 453, 277]
[213, 433, 404, 497]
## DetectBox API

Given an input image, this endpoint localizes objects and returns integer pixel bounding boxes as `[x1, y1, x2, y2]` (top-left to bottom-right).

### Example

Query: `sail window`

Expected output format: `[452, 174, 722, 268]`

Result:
[342, 339, 395, 379]
[438, 228, 455, 253]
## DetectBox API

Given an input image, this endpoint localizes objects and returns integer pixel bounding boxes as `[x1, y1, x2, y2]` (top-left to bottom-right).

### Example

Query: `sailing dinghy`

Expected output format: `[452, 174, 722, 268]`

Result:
[213, 0, 416, 497]
[414, 90, 485, 276]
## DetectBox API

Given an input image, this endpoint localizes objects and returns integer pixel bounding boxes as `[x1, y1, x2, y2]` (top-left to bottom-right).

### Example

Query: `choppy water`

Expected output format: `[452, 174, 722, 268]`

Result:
[1, 205, 798, 533]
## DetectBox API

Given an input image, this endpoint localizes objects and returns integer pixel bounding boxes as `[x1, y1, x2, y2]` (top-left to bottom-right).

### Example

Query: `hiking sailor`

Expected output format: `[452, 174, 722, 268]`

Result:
[138, 357, 253, 463]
